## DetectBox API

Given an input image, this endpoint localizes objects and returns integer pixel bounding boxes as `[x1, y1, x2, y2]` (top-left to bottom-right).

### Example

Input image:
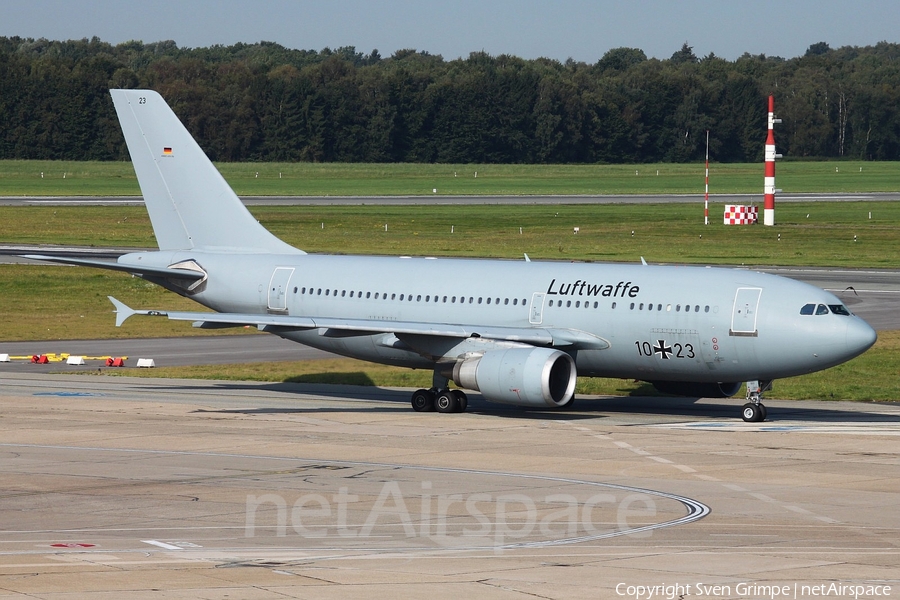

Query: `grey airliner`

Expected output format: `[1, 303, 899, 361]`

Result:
[26, 90, 877, 422]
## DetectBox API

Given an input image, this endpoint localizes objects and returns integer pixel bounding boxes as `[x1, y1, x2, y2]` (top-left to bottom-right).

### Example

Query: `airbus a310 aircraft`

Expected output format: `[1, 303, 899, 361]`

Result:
[25, 90, 877, 422]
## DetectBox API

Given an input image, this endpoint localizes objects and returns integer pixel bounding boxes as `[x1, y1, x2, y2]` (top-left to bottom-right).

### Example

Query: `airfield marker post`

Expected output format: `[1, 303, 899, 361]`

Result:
[764, 95, 782, 226]
[704, 130, 709, 225]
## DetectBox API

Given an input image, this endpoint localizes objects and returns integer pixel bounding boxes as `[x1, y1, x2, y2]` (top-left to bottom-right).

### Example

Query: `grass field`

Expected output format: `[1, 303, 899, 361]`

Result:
[2, 201, 899, 266]
[2, 159, 900, 196]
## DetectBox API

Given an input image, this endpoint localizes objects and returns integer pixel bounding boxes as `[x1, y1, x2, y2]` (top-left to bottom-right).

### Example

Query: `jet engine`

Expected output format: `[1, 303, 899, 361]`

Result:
[448, 347, 577, 407]
[649, 381, 742, 398]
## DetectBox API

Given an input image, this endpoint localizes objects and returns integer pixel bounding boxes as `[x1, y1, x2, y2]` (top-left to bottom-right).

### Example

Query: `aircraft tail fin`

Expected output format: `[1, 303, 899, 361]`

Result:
[110, 89, 301, 254]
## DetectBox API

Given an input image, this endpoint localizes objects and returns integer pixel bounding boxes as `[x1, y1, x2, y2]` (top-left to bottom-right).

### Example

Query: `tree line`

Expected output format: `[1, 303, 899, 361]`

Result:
[1, 36, 899, 163]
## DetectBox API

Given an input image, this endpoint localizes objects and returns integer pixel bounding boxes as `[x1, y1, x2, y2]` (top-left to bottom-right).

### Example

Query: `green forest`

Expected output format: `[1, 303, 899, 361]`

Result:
[1, 36, 899, 163]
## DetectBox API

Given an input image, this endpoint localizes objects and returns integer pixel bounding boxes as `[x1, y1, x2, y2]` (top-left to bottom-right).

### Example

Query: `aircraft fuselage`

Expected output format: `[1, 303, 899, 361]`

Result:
[126, 249, 877, 385]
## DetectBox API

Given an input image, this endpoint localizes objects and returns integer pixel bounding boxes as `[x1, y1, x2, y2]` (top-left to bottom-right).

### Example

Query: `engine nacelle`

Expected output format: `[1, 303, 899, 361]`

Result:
[650, 380, 742, 398]
[450, 347, 577, 408]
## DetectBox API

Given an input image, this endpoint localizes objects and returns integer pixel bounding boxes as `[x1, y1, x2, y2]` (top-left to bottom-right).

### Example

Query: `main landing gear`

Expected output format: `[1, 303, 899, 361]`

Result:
[741, 380, 772, 422]
[411, 388, 468, 413]
[411, 371, 469, 413]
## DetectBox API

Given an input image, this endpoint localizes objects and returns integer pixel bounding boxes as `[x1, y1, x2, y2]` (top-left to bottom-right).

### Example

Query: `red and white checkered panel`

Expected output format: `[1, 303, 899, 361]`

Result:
[724, 205, 758, 225]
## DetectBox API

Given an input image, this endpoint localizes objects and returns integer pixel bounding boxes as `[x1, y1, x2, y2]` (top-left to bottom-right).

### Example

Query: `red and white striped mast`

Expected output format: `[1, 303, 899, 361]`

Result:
[763, 95, 782, 226]
[704, 130, 709, 225]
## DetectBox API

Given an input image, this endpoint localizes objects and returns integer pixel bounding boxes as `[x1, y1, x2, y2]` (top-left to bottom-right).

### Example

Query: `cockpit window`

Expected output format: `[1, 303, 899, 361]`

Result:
[801, 303, 851, 316]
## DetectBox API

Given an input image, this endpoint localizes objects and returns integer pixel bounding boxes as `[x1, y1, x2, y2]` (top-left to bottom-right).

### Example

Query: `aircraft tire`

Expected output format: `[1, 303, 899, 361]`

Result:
[741, 403, 763, 422]
[411, 389, 436, 412]
[452, 390, 468, 412]
[759, 404, 768, 421]
[436, 391, 459, 413]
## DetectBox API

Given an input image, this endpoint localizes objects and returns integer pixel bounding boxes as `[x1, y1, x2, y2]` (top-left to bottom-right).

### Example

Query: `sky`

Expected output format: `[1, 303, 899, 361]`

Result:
[1, 0, 898, 63]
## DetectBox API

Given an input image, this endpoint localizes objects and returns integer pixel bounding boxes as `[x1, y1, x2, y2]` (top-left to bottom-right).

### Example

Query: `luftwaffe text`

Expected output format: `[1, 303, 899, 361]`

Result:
[546, 279, 640, 298]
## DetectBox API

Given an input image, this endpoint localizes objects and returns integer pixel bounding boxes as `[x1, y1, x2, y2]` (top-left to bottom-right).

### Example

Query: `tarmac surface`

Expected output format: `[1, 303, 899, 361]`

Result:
[2, 193, 899, 597]
[1, 373, 899, 598]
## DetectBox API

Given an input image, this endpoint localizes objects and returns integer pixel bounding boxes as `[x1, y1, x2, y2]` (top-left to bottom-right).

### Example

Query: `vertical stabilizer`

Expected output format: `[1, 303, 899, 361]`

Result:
[110, 89, 301, 254]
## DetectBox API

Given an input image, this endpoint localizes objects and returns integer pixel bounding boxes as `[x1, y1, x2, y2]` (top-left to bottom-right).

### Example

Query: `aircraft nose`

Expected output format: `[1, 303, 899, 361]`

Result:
[847, 317, 877, 356]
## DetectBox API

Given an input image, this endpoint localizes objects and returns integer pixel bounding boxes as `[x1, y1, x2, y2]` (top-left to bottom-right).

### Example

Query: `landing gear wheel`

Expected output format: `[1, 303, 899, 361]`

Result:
[452, 390, 468, 412]
[411, 389, 435, 412]
[741, 402, 764, 423]
[758, 404, 767, 421]
[436, 390, 460, 413]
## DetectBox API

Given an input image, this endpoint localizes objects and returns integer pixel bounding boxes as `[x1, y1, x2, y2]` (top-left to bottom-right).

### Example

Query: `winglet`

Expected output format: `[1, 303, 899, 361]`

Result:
[108, 296, 138, 327]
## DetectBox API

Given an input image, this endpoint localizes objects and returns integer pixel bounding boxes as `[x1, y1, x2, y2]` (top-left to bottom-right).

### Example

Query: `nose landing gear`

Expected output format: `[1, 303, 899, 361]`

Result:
[741, 380, 772, 422]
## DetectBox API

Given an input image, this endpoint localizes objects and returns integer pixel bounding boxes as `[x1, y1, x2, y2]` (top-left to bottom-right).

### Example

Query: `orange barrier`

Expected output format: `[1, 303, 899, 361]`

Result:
[4, 354, 128, 363]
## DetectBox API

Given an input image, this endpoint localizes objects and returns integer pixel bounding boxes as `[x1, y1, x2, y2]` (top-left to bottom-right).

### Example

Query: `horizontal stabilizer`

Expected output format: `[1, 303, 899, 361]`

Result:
[108, 296, 171, 327]
[22, 254, 206, 280]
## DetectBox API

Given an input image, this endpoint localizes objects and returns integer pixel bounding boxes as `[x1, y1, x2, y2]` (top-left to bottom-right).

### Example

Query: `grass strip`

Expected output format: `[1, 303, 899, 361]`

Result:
[3, 201, 899, 266]
[2, 160, 900, 196]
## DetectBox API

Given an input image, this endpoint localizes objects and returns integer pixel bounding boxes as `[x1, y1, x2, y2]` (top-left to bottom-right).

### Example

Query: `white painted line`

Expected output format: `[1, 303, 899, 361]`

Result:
[710, 534, 778, 537]
[674, 464, 697, 473]
[141, 540, 183, 550]
[824, 288, 900, 294]
[749, 493, 778, 503]
[815, 516, 839, 524]
[648, 456, 673, 464]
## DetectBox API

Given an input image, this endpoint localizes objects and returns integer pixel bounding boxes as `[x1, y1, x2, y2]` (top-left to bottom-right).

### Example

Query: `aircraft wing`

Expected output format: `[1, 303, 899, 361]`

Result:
[21, 254, 207, 281]
[109, 297, 608, 350]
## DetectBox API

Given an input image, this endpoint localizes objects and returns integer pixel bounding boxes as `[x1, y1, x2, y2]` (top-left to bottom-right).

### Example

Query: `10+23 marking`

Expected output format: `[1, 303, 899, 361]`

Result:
[635, 340, 695, 360]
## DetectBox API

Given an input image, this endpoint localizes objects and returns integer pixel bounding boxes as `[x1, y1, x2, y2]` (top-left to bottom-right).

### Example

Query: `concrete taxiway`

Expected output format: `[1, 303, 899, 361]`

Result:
[1, 372, 898, 598]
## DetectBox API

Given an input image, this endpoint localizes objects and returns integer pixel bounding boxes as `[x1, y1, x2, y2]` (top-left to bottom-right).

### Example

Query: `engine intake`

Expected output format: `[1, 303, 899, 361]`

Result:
[449, 347, 576, 407]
